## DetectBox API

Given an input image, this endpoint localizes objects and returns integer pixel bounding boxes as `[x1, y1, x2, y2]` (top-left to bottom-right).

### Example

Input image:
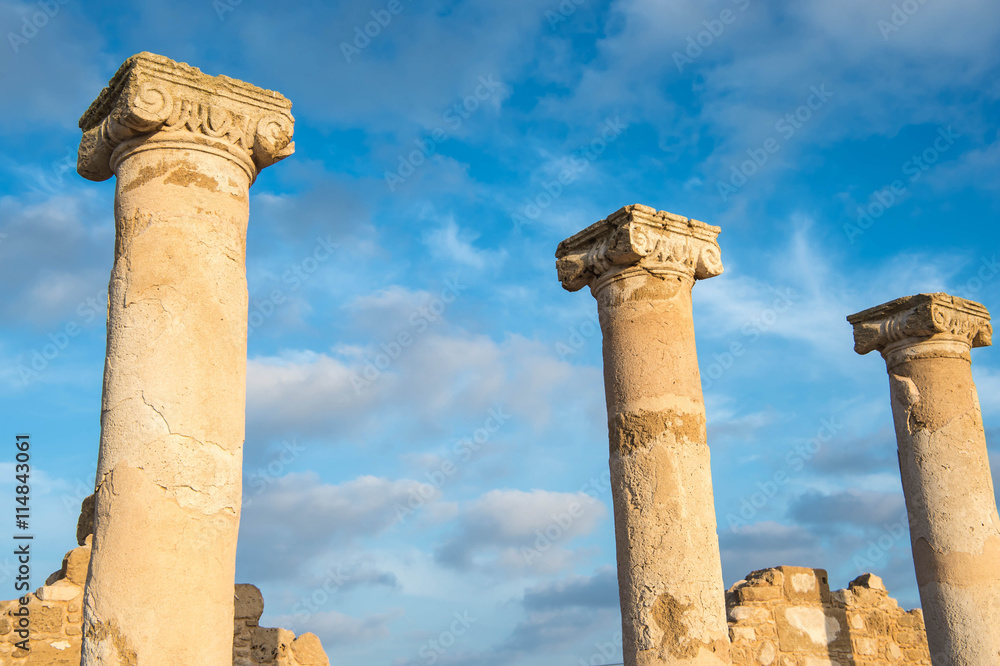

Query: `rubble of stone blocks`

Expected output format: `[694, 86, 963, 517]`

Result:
[0, 498, 330, 665]
[234, 584, 330, 666]
[0, 539, 89, 664]
[726, 566, 931, 665]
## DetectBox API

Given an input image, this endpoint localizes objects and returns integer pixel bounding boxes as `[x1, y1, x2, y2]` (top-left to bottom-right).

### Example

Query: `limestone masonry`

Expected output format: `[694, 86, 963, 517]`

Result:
[1, 539, 930, 665]
[1, 499, 329, 665]
[8, 47, 996, 664]
[2, 549, 930, 666]
[850, 294, 1000, 664]
[76, 53, 296, 664]
[727, 567, 931, 665]
[555, 206, 968, 666]
[557, 205, 730, 665]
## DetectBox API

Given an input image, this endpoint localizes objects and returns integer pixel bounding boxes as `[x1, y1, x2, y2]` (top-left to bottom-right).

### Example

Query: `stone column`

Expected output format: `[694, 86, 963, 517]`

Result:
[556, 205, 730, 665]
[76, 52, 294, 665]
[849, 293, 1000, 665]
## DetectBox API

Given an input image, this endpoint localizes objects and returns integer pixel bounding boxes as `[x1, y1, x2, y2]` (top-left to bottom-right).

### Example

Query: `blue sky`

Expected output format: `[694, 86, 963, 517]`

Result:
[1, 0, 999, 664]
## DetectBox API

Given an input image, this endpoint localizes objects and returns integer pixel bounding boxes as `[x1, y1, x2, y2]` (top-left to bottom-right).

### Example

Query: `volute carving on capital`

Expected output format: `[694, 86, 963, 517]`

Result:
[555, 204, 724, 292]
[848, 292, 993, 355]
[78, 52, 294, 182]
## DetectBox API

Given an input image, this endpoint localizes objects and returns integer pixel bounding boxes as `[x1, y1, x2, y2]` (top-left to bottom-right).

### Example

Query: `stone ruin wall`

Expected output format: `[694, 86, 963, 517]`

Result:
[0, 539, 88, 665]
[0, 524, 933, 665]
[233, 584, 330, 666]
[727, 566, 931, 665]
[0, 499, 329, 665]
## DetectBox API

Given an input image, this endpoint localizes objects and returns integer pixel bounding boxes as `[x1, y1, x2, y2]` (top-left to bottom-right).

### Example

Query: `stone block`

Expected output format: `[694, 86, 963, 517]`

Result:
[829, 589, 850, 606]
[730, 644, 753, 665]
[739, 585, 783, 603]
[864, 610, 892, 636]
[250, 626, 295, 664]
[28, 602, 65, 634]
[10, 638, 80, 664]
[76, 494, 95, 546]
[36, 581, 81, 603]
[729, 604, 771, 624]
[850, 573, 887, 594]
[756, 640, 777, 665]
[291, 632, 330, 666]
[775, 605, 850, 654]
[780, 566, 831, 604]
[854, 636, 877, 656]
[235, 583, 265, 623]
[746, 568, 785, 588]
[63, 545, 91, 586]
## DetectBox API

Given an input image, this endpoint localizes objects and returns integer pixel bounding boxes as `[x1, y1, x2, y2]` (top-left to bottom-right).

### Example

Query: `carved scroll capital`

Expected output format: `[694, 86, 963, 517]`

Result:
[77, 52, 294, 182]
[848, 293, 993, 356]
[555, 204, 724, 292]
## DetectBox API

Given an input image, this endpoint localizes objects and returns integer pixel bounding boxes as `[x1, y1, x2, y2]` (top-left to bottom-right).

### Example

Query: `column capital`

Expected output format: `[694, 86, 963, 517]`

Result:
[555, 204, 724, 292]
[848, 293, 992, 356]
[77, 52, 294, 183]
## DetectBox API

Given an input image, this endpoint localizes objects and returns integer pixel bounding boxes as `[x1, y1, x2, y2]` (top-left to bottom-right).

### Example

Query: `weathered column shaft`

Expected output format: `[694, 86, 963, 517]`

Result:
[77, 52, 294, 665]
[850, 293, 1000, 665]
[557, 205, 730, 665]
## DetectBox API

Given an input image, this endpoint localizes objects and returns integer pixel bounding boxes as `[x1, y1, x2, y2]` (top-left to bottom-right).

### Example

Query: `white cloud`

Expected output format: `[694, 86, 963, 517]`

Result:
[269, 608, 404, 646]
[425, 217, 506, 271]
[520, 566, 618, 611]
[788, 489, 906, 529]
[246, 325, 602, 447]
[534, 0, 1000, 202]
[239, 472, 441, 580]
[696, 215, 982, 360]
[0, 191, 111, 327]
[435, 489, 607, 575]
[721, 521, 823, 585]
[975, 366, 1000, 420]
